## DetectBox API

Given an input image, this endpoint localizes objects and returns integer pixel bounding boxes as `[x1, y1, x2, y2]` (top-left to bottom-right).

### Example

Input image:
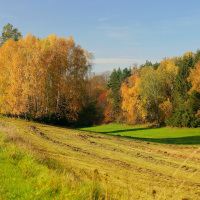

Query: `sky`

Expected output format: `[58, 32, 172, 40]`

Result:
[1, 0, 200, 73]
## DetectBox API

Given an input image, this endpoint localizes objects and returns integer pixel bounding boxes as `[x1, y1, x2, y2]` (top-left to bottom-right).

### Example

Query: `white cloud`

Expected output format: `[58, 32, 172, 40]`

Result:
[94, 58, 146, 64]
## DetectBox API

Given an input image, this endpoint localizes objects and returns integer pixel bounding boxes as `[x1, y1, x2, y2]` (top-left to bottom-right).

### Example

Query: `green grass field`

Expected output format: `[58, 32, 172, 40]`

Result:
[0, 118, 200, 199]
[78, 124, 200, 145]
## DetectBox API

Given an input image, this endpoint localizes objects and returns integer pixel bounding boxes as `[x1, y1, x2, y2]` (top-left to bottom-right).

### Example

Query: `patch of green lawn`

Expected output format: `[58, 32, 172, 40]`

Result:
[78, 124, 200, 145]
[0, 136, 63, 200]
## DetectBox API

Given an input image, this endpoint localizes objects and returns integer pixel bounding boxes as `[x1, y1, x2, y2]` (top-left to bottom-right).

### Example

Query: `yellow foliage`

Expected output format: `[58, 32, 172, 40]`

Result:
[158, 99, 173, 123]
[188, 60, 200, 94]
[121, 69, 144, 123]
[0, 34, 92, 121]
[157, 58, 178, 101]
[182, 51, 195, 58]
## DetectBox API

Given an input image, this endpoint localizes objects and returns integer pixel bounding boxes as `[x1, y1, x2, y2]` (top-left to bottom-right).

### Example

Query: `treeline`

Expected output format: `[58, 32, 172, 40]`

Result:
[106, 51, 200, 127]
[1, 29, 200, 127]
[0, 34, 93, 125]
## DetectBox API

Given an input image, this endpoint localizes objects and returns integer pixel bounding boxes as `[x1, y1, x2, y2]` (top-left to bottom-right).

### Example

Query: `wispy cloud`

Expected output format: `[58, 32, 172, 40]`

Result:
[108, 32, 128, 38]
[94, 58, 146, 64]
[0, 14, 15, 19]
[126, 42, 141, 45]
[98, 17, 110, 22]
[95, 30, 128, 39]
[95, 25, 133, 39]
[96, 25, 129, 31]
[178, 16, 197, 26]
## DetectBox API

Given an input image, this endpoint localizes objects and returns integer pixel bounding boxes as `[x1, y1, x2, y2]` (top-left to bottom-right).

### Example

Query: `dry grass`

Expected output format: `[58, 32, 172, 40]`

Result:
[0, 117, 200, 199]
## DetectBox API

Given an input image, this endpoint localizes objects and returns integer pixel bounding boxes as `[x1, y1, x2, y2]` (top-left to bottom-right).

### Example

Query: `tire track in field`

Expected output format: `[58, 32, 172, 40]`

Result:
[78, 131, 200, 162]
[76, 132, 200, 175]
[27, 125, 135, 168]
[117, 139, 200, 163]
[26, 125, 200, 188]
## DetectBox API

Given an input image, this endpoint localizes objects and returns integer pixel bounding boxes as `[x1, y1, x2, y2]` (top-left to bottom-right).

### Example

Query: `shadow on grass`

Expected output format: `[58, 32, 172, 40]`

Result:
[78, 127, 155, 134]
[79, 127, 200, 145]
[115, 135, 200, 145]
[94, 127, 156, 134]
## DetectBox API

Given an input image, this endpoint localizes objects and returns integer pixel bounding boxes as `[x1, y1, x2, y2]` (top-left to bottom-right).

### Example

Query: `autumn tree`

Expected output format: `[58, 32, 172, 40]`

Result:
[157, 58, 179, 102]
[104, 88, 116, 123]
[140, 66, 165, 123]
[188, 59, 200, 94]
[186, 59, 200, 126]
[76, 72, 108, 126]
[121, 68, 144, 124]
[0, 33, 93, 125]
[158, 99, 173, 123]
[0, 39, 18, 115]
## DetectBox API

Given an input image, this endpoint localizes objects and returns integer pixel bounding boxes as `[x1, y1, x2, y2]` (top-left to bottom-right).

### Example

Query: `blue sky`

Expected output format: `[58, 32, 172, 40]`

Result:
[1, 0, 200, 72]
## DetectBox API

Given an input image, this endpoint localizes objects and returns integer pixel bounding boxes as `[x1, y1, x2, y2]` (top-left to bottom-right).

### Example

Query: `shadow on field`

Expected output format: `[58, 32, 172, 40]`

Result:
[80, 127, 155, 134]
[96, 127, 155, 134]
[81, 127, 200, 145]
[115, 135, 200, 145]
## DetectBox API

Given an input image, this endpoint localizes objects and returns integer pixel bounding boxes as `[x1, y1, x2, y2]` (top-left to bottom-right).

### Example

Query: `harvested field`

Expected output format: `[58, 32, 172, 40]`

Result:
[0, 118, 200, 199]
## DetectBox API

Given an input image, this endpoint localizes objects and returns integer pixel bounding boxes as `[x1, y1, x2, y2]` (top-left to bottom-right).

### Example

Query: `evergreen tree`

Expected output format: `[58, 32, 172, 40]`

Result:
[0, 23, 22, 46]
[153, 62, 160, 70]
[106, 67, 131, 122]
[121, 67, 131, 82]
[107, 67, 131, 109]
[174, 52, 194, 102]
[188, 91, 200, 115]
[107, 68, 122, 109]
[167, 52, 199, 127]
[187, 91, 200, 127]
[193, 49, 200, 65]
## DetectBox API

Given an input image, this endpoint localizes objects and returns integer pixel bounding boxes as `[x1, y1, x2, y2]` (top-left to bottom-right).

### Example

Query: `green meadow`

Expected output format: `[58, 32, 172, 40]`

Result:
[78, 124, 200, 145]
[0, 117, 200, 199]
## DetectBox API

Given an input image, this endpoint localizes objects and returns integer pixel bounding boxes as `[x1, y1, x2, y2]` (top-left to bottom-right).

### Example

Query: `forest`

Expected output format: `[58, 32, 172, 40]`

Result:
[0, 24, 200, 127]
[106, 52, 200, 127]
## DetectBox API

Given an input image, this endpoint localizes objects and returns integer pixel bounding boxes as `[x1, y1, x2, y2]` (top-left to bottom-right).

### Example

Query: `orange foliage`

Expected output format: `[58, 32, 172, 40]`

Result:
[104, 102, 115, 123]
[96, 91, 107, 115]
[104, 89, 115, 123]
